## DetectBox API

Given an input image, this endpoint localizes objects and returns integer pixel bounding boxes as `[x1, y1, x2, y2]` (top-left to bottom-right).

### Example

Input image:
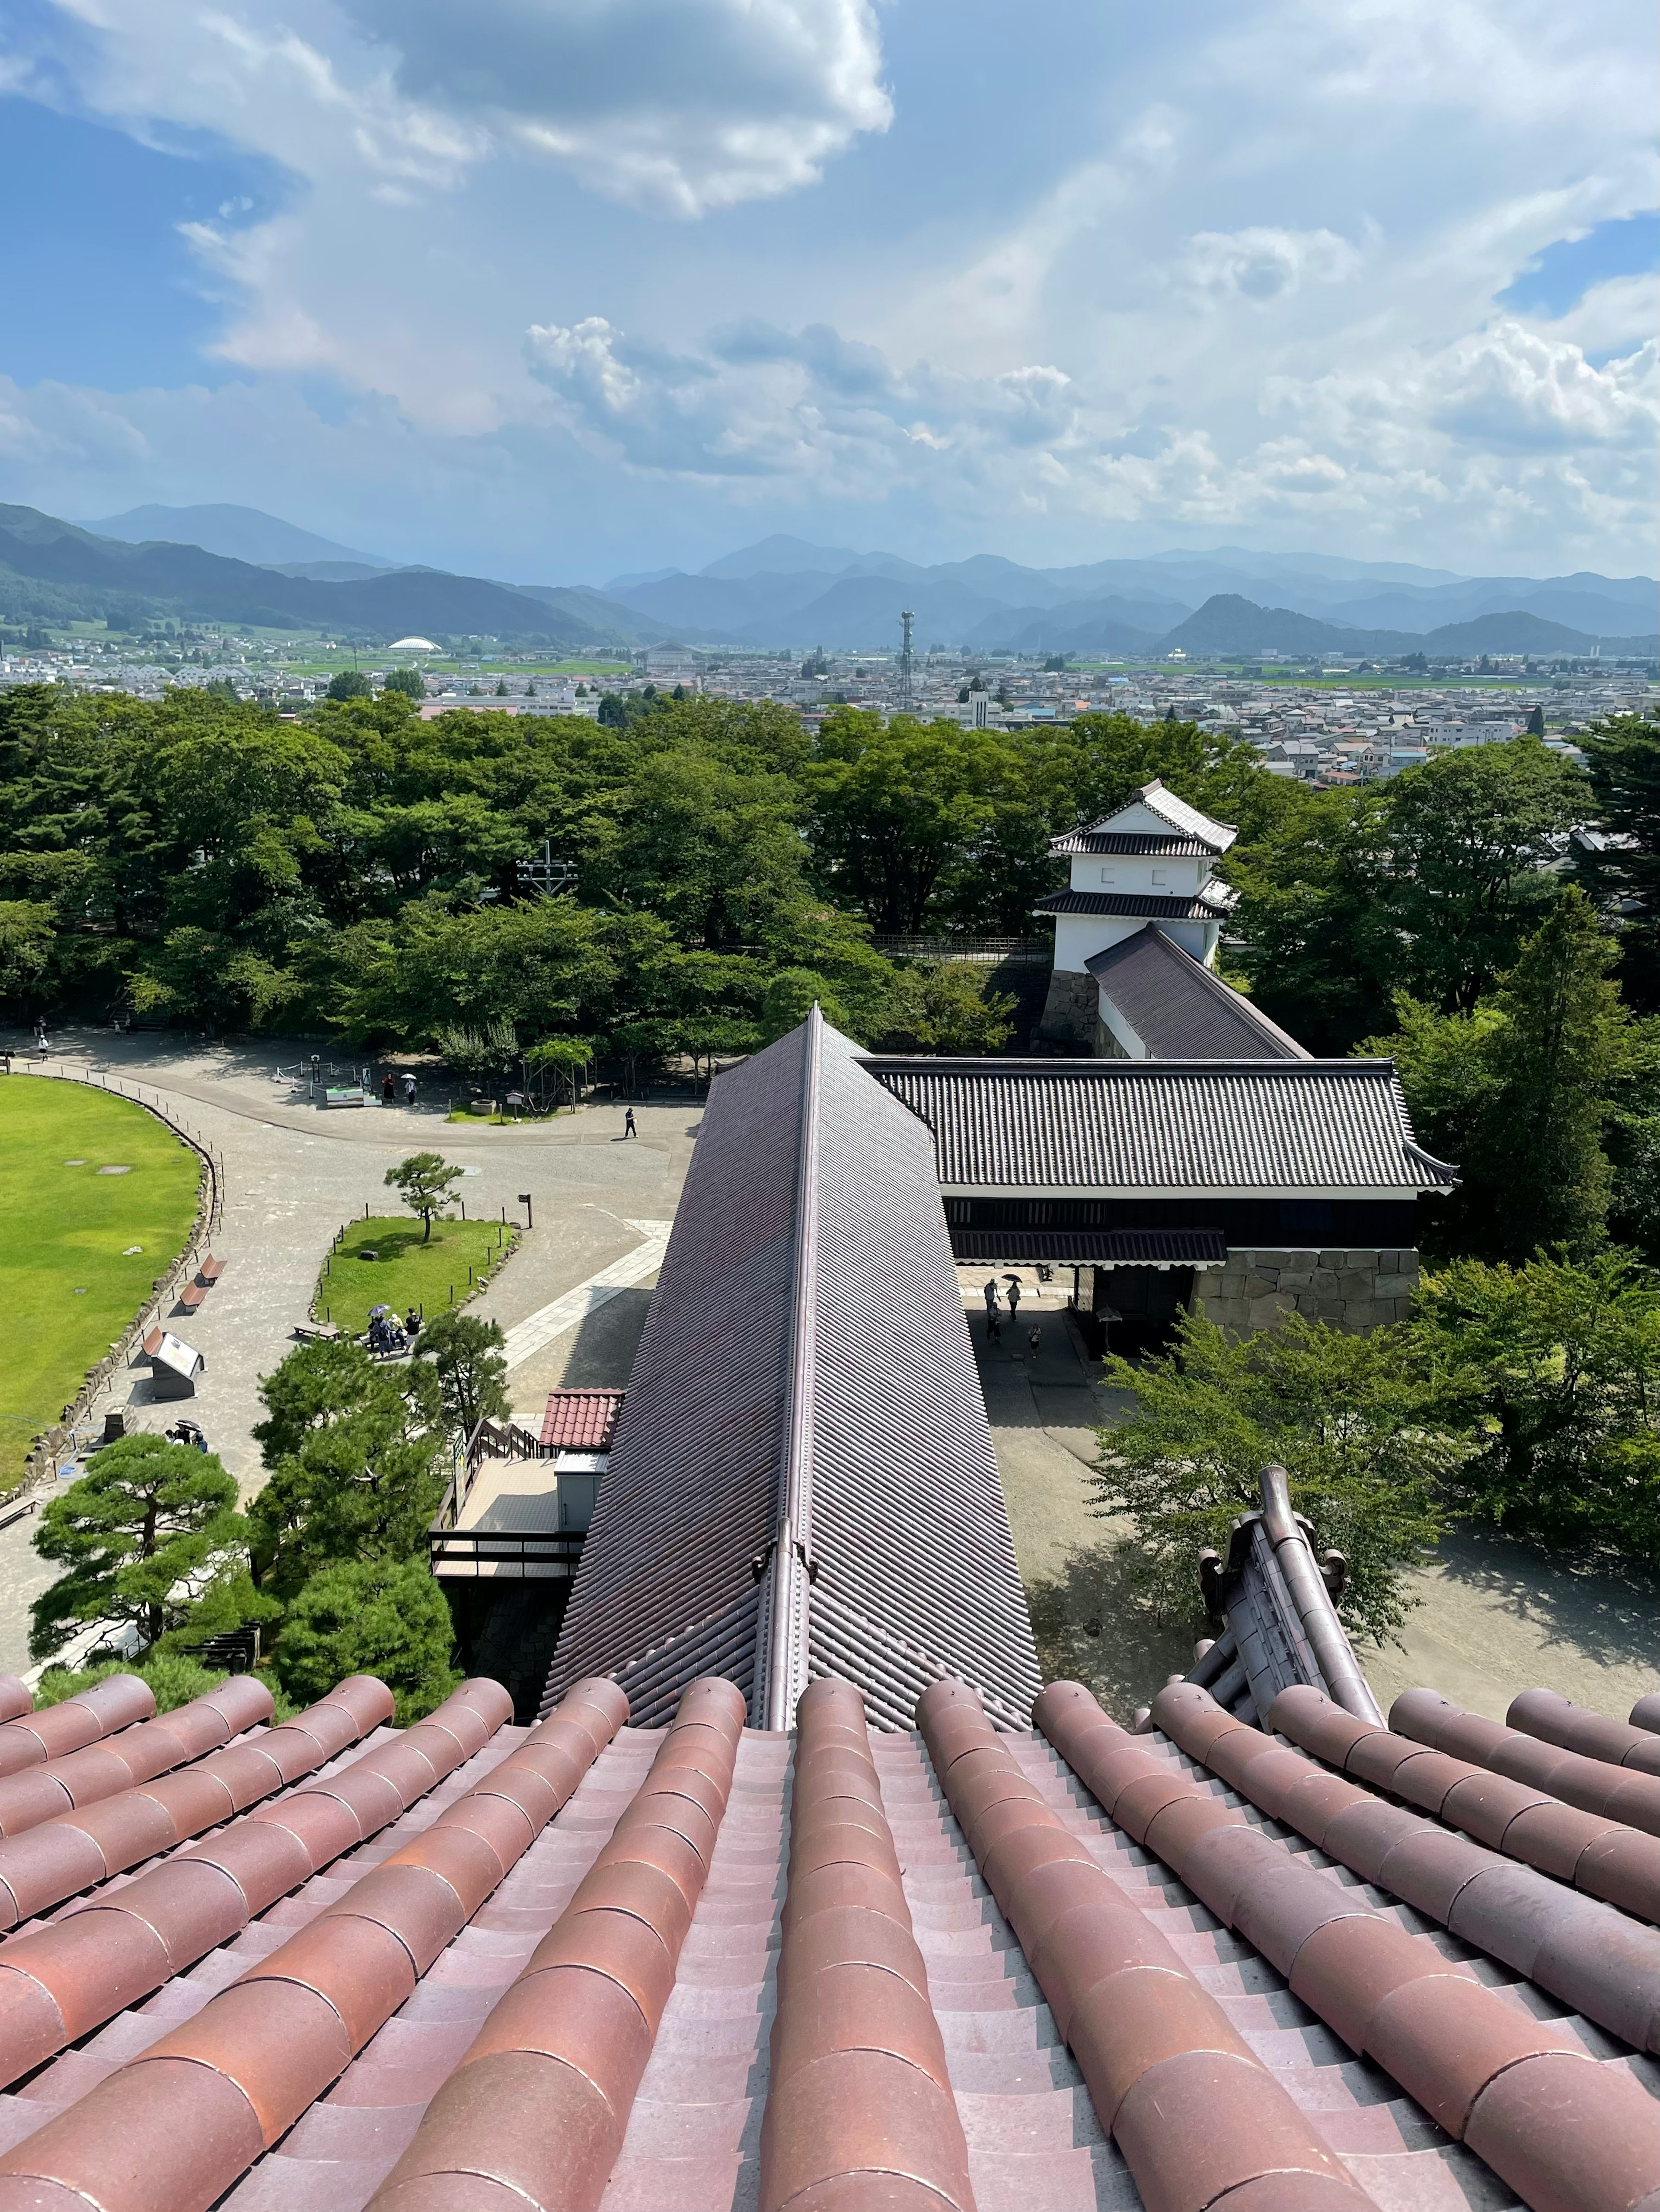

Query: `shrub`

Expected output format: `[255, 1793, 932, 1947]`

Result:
[273, 1557, 459, 1724]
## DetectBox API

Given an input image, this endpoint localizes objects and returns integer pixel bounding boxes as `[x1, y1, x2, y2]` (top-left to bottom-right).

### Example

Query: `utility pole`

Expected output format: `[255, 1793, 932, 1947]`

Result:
[898, 611, 915, 715]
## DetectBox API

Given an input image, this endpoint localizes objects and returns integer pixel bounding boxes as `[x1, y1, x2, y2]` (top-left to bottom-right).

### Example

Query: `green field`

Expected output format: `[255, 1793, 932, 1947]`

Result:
[316, 1216, 518, 1336]
[0, 1082, 202, 1487]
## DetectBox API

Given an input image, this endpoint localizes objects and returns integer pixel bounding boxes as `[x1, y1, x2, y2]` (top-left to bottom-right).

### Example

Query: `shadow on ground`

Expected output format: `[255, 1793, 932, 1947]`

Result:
[1424, 1526, 1656, 1671]
[1026, 1542, 1196, 1725]
[506, 1286, 655, 1427]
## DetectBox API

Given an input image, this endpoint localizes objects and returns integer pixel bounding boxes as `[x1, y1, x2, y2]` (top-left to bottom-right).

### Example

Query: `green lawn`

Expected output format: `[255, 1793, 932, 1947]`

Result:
[316, 1216, 518, 1336]
[0, 1082, 203, 1487]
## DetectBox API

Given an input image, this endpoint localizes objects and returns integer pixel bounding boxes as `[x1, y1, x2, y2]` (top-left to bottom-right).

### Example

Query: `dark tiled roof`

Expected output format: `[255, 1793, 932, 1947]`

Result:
[1086, 924, 1312, 1060]
[951, 1225, 1229, 1265]
[0, 1657, 1652, 2211]
[865, 1057, 1460, 1193]
[537, 1388, 624, 1451]
[1033, 887, 1239, 918]
[543, 1010, 1043, 1731]
[1047, 830, 1216, 855]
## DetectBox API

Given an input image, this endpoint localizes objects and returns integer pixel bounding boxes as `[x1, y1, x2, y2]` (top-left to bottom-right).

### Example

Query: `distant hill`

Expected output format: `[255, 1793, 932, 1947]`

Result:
[1157, 595, 1370, 657]
[77, 503, 396, 571]
[1157, 592, 1658, 661]
[0, 505, 629, 644]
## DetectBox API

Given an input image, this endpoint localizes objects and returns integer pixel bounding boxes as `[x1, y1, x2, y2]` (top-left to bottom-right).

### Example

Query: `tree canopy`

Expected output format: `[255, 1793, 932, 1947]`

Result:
[30, 1434, 251, 1660]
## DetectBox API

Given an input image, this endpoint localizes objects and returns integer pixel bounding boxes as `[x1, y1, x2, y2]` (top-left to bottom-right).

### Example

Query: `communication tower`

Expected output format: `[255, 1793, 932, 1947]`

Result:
[899, 610, 915, 714]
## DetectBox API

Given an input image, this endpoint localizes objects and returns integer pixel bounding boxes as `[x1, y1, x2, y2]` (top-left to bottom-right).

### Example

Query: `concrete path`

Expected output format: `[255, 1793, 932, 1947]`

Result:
[500, 1221, 672, 1371]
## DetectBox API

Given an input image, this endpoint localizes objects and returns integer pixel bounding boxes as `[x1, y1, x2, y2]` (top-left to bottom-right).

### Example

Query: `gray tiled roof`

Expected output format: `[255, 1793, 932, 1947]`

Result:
[1033, 886, 1238, 918]
[1085, 924, 1311, 1060]
[544, 1012, 1042, 1731]
[951, 1225, 1229, 1265]
[863, 1056, 1459, 1193]
[1047, 829, 1215, 855]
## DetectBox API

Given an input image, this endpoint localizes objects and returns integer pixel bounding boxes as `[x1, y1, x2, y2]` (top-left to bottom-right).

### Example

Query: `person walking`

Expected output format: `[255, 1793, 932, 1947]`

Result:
[402, 1072, 417, 1107]
[624, 1106, 637, 1138]
[1005, 1275, 1022, 1320]
[381, 1072, 396, 1106]
[982, 1277, 1000, 1338]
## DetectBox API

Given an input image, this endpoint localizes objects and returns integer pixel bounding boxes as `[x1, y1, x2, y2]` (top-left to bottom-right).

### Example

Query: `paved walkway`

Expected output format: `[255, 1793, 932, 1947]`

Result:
[0, 1029, 700, 1668]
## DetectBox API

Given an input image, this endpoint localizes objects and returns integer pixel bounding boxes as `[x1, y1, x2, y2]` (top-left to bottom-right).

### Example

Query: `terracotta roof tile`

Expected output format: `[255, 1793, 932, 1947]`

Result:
[539, 1390, 625, 1452]
[0, 1661, 1649, 2212]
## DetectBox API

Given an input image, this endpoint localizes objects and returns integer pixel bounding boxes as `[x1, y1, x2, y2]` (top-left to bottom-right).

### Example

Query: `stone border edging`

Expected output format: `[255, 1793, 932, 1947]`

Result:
[10, 1065, 224, 1489]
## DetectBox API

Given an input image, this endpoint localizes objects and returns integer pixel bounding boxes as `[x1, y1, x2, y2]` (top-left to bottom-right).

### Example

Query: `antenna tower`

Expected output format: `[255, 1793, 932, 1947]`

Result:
[898, 610, 915, 714]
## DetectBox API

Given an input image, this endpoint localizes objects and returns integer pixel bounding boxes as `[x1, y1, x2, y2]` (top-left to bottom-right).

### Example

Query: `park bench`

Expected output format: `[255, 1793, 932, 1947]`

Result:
[198, 1257, 226, 1284]
[175, 1283, 207, 1312]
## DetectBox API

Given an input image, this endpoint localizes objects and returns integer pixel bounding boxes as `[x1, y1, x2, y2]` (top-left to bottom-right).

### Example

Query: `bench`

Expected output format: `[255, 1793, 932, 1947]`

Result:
[198, 1257, 226, 1284]
[176, 1283, 208, 1312]
[142, 1328, 164, 1358]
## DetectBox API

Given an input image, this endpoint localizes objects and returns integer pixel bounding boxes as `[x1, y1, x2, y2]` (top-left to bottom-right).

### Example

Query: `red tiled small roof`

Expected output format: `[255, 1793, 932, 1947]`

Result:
[538, 1387, 623, 1451]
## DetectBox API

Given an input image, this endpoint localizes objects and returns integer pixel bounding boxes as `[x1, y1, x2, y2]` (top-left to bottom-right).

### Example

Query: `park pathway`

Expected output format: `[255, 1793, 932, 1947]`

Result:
[2, 1029, 698, 1503]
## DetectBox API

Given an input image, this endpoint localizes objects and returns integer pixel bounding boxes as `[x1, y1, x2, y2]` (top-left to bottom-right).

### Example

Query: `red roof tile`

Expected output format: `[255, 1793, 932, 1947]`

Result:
[539, 1390, 625, 1452]
[0, 1667, 1649, 2212]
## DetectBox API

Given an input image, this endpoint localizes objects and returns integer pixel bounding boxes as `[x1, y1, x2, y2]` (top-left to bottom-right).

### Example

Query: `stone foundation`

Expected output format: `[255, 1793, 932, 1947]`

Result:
[1037, 969, 1097, 1050]
[1195, 1247, 1420, 1336]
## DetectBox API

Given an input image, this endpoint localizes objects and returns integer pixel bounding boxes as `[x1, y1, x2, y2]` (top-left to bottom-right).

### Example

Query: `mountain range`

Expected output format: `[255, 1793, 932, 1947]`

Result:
[1, 502, 1654, 658]
[601, 536, 1658, 653]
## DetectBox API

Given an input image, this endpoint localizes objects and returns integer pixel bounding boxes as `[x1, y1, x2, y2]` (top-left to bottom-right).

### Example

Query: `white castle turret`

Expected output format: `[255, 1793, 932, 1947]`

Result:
[1034, 779, 1240, 1049]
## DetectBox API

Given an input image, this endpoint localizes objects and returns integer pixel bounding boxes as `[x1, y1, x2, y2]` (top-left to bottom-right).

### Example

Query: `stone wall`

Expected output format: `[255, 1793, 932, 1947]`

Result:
[1195, 1246, 1420, 1335]
[1037, 968, 1097, 1050]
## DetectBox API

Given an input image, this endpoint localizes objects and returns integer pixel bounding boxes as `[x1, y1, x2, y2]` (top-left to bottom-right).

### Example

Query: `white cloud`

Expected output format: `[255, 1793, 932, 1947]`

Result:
[1, 0, 1654, 574]
[1179, 227, 1361, 302]
[38, 0, 887, 217]
[339, 0, 891, 216]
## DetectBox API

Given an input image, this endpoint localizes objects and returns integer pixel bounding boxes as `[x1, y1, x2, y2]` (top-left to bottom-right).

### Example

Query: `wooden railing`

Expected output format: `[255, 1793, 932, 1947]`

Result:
[427, 1529, 586, 1578]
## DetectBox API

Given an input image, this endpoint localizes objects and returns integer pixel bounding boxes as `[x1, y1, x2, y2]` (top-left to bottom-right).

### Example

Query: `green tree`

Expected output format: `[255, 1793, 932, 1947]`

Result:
[327, 670, 372, 701]
[30, 1435, 252, 1660]
[1368, 890, 1644, 1259]
[808, 712, 1011, 933]
[414, 1309, 511, 1437]
[1575, 716, 1660, 1012]
[273, 1558, 458, 1724]
[1234, 740, 1587, 1049]
[1414, 1250, 1658, 1565]
[524, 1033, 591, 1107]
[382, 667, 426, 700]
[0, 899, 54, 1004]
[34, 1652, 236, 1713]
[1381, 740, 1586, 1011]
[1092, 1311, 1456, 1646]
[385, 1150, 463, 1241]
[249, 1338, 446, 1598]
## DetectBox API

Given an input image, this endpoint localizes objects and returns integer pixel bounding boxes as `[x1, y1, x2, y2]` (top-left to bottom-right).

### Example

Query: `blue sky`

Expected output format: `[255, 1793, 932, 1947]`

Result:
[0, 0, 1654, 581]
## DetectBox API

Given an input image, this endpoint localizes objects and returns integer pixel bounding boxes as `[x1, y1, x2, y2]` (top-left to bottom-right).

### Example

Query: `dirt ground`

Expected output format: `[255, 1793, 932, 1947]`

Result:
[972, 1273, 1660, 1729]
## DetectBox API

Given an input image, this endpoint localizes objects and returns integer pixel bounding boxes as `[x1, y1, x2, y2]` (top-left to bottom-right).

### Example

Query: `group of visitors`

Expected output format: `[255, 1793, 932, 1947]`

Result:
[981, 1274, 1042, 1357]
[366, 1307, 420, 1357]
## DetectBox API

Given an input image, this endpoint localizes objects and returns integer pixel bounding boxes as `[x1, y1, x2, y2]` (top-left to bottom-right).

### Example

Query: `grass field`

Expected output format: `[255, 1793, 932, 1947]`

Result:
[0, 1080, 202, 1487]
[316, 1216, 518, 1336]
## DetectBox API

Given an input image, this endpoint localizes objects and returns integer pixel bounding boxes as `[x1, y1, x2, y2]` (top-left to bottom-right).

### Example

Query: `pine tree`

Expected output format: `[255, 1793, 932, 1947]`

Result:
[1474, 888, 1627, 1257]
[30, 1435, 250, 1660]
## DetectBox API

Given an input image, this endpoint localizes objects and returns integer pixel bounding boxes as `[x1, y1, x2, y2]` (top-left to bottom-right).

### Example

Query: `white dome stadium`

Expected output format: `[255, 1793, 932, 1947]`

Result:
[389, 636, 436, 651]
